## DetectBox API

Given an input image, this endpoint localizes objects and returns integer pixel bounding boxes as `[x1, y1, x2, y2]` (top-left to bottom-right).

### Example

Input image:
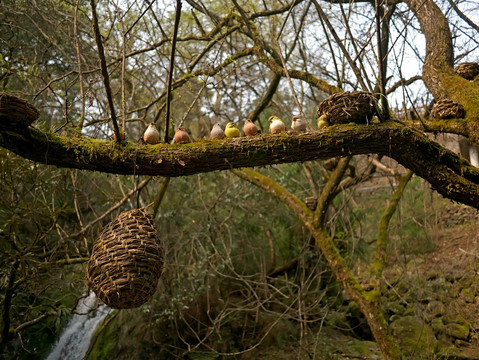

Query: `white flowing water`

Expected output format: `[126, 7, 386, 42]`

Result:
[46, 292, 111, 360]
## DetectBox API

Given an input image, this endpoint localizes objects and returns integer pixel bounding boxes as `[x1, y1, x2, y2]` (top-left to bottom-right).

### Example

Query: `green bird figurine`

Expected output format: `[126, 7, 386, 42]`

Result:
[268, 116, 286, 134]
[317, 114, 330, 129]
[225, 122, 240, 138]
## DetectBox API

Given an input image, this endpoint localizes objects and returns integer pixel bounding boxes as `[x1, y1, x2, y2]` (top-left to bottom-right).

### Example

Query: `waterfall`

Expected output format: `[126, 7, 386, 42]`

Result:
[46, 292, 111, 360]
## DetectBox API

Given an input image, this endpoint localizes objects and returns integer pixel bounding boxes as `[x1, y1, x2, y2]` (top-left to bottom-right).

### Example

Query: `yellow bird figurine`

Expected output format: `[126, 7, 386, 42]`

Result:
[174, 127, 191, 144]
[268, 115, 286, 134]
[243, 119, 258, 137]
[210, 123, 225, 139]
[225, 122, 240, 138]
[317, 114, 330, 129]
[291, 115, 307, 132]
[143, 123, 160, 144]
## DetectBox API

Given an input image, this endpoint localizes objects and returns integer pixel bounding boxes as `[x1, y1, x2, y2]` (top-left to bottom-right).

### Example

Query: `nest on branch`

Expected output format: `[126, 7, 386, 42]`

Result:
[455, 62, 479, 81]
[430, 99, 465, 120]
[0, 93, 39, 129]
[317, 91, 379, 125]
[86, 208, 164, 309]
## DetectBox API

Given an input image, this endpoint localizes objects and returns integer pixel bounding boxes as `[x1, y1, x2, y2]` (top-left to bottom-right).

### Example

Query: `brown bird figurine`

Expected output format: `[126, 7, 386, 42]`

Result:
[243, 119, 258, 137]
[174, 127, 191, 144]
[143, 123, 160, 144]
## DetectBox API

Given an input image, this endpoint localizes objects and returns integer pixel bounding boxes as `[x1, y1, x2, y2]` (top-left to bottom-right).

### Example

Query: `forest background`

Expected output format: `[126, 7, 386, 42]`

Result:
[1, 0, 479, 359]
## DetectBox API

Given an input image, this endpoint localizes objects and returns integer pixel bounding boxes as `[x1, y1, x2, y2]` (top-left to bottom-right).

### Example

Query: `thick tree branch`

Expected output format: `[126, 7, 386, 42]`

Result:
[232, 168, 312, 218]
[402, 0, 479, 121]
[2, 107, 479, 209]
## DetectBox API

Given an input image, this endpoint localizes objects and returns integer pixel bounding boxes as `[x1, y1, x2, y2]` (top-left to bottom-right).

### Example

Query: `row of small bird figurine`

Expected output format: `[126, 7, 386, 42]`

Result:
[142, 115, 330, 145]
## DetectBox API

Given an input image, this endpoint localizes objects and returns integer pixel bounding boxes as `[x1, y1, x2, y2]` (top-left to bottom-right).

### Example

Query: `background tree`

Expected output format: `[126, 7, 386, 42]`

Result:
[0, 0, 478, 359]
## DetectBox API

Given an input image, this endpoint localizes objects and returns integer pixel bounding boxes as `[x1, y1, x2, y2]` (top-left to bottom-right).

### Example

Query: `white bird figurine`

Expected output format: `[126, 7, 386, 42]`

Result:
[143, 123, 160, 144]
[291, 115, 307, 132]
[210, 123, 225, 139]
[268, 116, 286, 134]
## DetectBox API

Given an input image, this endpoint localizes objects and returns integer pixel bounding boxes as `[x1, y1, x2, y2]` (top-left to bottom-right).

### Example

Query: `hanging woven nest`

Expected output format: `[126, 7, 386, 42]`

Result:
[317, 91, 379, 125]
[455, 62, 479, 81]
[86, 208, 164, 309]
[430, 99, 465, 120]
[0, 93, 39, 129]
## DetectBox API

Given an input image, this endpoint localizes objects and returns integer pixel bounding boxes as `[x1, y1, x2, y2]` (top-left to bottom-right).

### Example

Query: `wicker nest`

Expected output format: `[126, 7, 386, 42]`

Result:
[86, 208, 164, 309]
[317, 91, 378, 125]
[430, 99, 465, 119]
[0, 93, 39, 129]
[455, 62, 479, 81]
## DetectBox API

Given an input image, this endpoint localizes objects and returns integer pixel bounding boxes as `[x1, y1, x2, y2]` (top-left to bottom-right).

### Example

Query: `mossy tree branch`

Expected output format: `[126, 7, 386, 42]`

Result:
[2, 100, 479, 210]
[402, 0, 479, 123]
[314, 156, 352, 226]
[371, 170, 414, 278]
[233, 167, 402, 360]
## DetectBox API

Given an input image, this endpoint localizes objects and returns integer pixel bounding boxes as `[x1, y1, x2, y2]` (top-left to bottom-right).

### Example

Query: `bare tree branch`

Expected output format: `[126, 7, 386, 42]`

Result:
[89, 0, 121, 142]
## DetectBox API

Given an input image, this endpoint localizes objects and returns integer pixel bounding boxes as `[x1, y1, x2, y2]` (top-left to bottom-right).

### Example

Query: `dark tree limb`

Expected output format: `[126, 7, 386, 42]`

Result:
[247, 73, 281, 123]
[89, 0, 121, 143]
[402, 0, 479, 122]
[164, 0, 182, 143]
[2, 104, 479, 209]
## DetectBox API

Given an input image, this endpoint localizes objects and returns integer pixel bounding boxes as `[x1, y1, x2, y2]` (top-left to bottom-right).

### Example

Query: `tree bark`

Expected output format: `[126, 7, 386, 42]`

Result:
[2, 113, 479, 209]
[402, 0, 479, 122]
[234, 168, 403, 360]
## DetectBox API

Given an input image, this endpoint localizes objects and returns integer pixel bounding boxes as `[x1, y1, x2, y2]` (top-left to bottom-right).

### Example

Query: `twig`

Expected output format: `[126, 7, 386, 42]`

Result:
[375, 0, 389, 120]
[273, 38, 310, 129]
[447, 0, 479, 34]
[70, 177, 152, 238]
[74, 0, 85, 130]
[311, 0, 369, 92]
[247, 73, 281, 126]
[371, 170, 413, 277]
[164, 0, 182, 143]
[89, 0, 122, 142]
[151, 177, 171, 218]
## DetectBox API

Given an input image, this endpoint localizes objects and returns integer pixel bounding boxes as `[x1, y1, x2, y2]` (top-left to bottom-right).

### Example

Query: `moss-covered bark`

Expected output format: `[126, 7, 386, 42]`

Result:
[402, 0, 479, 124]
[234, 167, 403, 360]
[2, 115, 479, 209]
[371, 170, 413, 277]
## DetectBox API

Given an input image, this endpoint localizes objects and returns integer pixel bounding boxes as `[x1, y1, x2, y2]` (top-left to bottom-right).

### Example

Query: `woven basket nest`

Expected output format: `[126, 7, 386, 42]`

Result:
[455, 62, 479, 81]
[0, 93, 39, 128]
[430, 99, 465, 120]
[86, 208, 164, 309]
[317, 91, 379, 125]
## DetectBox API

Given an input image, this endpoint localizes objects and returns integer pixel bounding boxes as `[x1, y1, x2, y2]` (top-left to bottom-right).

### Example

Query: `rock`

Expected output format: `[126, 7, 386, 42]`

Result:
[384, 301, 405, 316]
[391, 316, 438, 357]
[444, 323, 470, 341]
[431, 318, 445, 334]
[460, 288, 475, 303]
[425, 300, 445, 321]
